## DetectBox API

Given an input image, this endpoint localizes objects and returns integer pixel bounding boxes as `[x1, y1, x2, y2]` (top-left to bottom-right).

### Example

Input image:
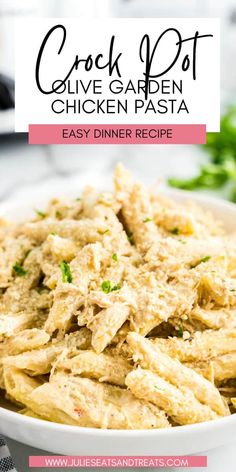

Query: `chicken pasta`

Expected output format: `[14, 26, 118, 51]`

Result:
[0, 165, 235, 429]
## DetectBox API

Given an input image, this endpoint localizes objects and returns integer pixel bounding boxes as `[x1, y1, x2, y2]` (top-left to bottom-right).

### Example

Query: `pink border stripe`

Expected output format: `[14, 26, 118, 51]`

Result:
[28, 124, 206, 144]
[29, 455, 207, 468]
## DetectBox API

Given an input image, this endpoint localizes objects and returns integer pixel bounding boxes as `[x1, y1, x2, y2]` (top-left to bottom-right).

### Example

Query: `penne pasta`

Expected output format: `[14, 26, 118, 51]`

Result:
[152, 329, 236, 363]
[3, 366, 42, 406]
[5, 328, 50, 355]
[126, 368, 218, 425]
[89, 303, 130, 353]
[3, 330, 92, 376]
[127, 332, 227, 415]
[0, 312, 36, 338]
[186, 352, 236, 384]
[55, 349, 132, 386]
[23, 218, 108, 244]
[189, 307, 236, 330]
[44, 243, 104, 335]
[48, 372, 170, 429]
[114, 164, 160, 252]
[26, 381, 96, 427]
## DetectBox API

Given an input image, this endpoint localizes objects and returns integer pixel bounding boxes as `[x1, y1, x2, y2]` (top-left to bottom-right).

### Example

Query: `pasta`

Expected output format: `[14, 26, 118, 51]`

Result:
[0, 164, 235, 429]
[126, 332, 228, 415]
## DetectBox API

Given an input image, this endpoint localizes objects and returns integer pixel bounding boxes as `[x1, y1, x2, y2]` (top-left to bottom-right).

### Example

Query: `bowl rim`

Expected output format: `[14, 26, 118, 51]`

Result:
[1, 405, 236, 437]
[0, 187, 236, 437]
[1, 184, 236, 215]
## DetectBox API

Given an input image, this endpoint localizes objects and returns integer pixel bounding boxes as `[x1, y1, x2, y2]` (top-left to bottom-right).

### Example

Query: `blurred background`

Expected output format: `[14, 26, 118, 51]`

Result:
[1, 0, 236, 204]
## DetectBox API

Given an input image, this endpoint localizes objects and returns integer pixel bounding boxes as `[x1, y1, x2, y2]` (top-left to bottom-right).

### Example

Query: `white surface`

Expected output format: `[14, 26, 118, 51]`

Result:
[6, 436, 236, 472]
[15, 18, 220, 132]
[0, 110, 14, 135]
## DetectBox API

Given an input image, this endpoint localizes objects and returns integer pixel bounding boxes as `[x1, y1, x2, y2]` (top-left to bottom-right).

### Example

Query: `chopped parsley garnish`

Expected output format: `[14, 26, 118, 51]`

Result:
[60, 261, 73, 283]
[127, 231, 134, 245]
[13, 262, 27, 276]
[112, 253, 118, 262]
[111, 283, 121, 292]
[35, 209, 47, 219]
[168, 108, 236, 203]
[170, 227, 179, 235]
[56, 211, 62, 219]
[190, 256, 211, 269]
[101, 280, 111, 293]
[75, 197, 81, 201]
[143, 217, 152, 223]
[176, 323, 184, 338]
[178, 239, 187, 244]
[200, 256, 211, 263]
[101, 280, 121, 294]
[154, 385, 164, 391]
[102, 229, 110, 235]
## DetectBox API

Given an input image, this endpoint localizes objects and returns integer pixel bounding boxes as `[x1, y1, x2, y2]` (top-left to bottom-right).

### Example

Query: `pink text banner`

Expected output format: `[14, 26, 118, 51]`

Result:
[28, 124, 206, 145]
[29, 455, 207, 468]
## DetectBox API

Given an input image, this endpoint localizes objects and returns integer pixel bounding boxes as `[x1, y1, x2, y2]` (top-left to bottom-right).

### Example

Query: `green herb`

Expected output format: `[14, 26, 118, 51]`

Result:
[112, 253, 118, 262]
[200, 256, 211, 263]
[143, 217, 152, 223]
[101, 280, 121, 294]
[60, 261, 73, 283]
[190, 256, 211, 269]
[178, 239, 187, 244]
[56, 211, 62, 219]
[176, 323, 184, 338]
[13, 262, 27, 276]
[101, 280, 111, 293]
[102, 229, 110, 235]
[75, 197, 81, 201]
[127, 231, 134, 245]
[170, 227, 179, 235]
[35, 209, 47, 219]
[111, 283, 121, 292]
[36, 283, 47, 294]
[168, 108, 236, 202]
[154, 385, 164, 391]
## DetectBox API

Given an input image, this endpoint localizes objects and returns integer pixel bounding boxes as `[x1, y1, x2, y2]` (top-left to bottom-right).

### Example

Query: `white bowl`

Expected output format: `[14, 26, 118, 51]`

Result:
[0, 186, 236, 455]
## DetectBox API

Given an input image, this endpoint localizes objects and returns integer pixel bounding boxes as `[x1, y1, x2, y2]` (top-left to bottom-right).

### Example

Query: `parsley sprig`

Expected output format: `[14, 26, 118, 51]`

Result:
[170, 227, 179, 235]
[60, 261, 73, 283]
[190, 255, 211, 269]
[168, 108, 236, 202]
[176, 323, 184, 338]
[101, 280, 121, 294]
[35, 209, 47, 219]
[13, 262, 27, 276]
[127, 231, 134, 245]
[154, 385, 164, 391]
